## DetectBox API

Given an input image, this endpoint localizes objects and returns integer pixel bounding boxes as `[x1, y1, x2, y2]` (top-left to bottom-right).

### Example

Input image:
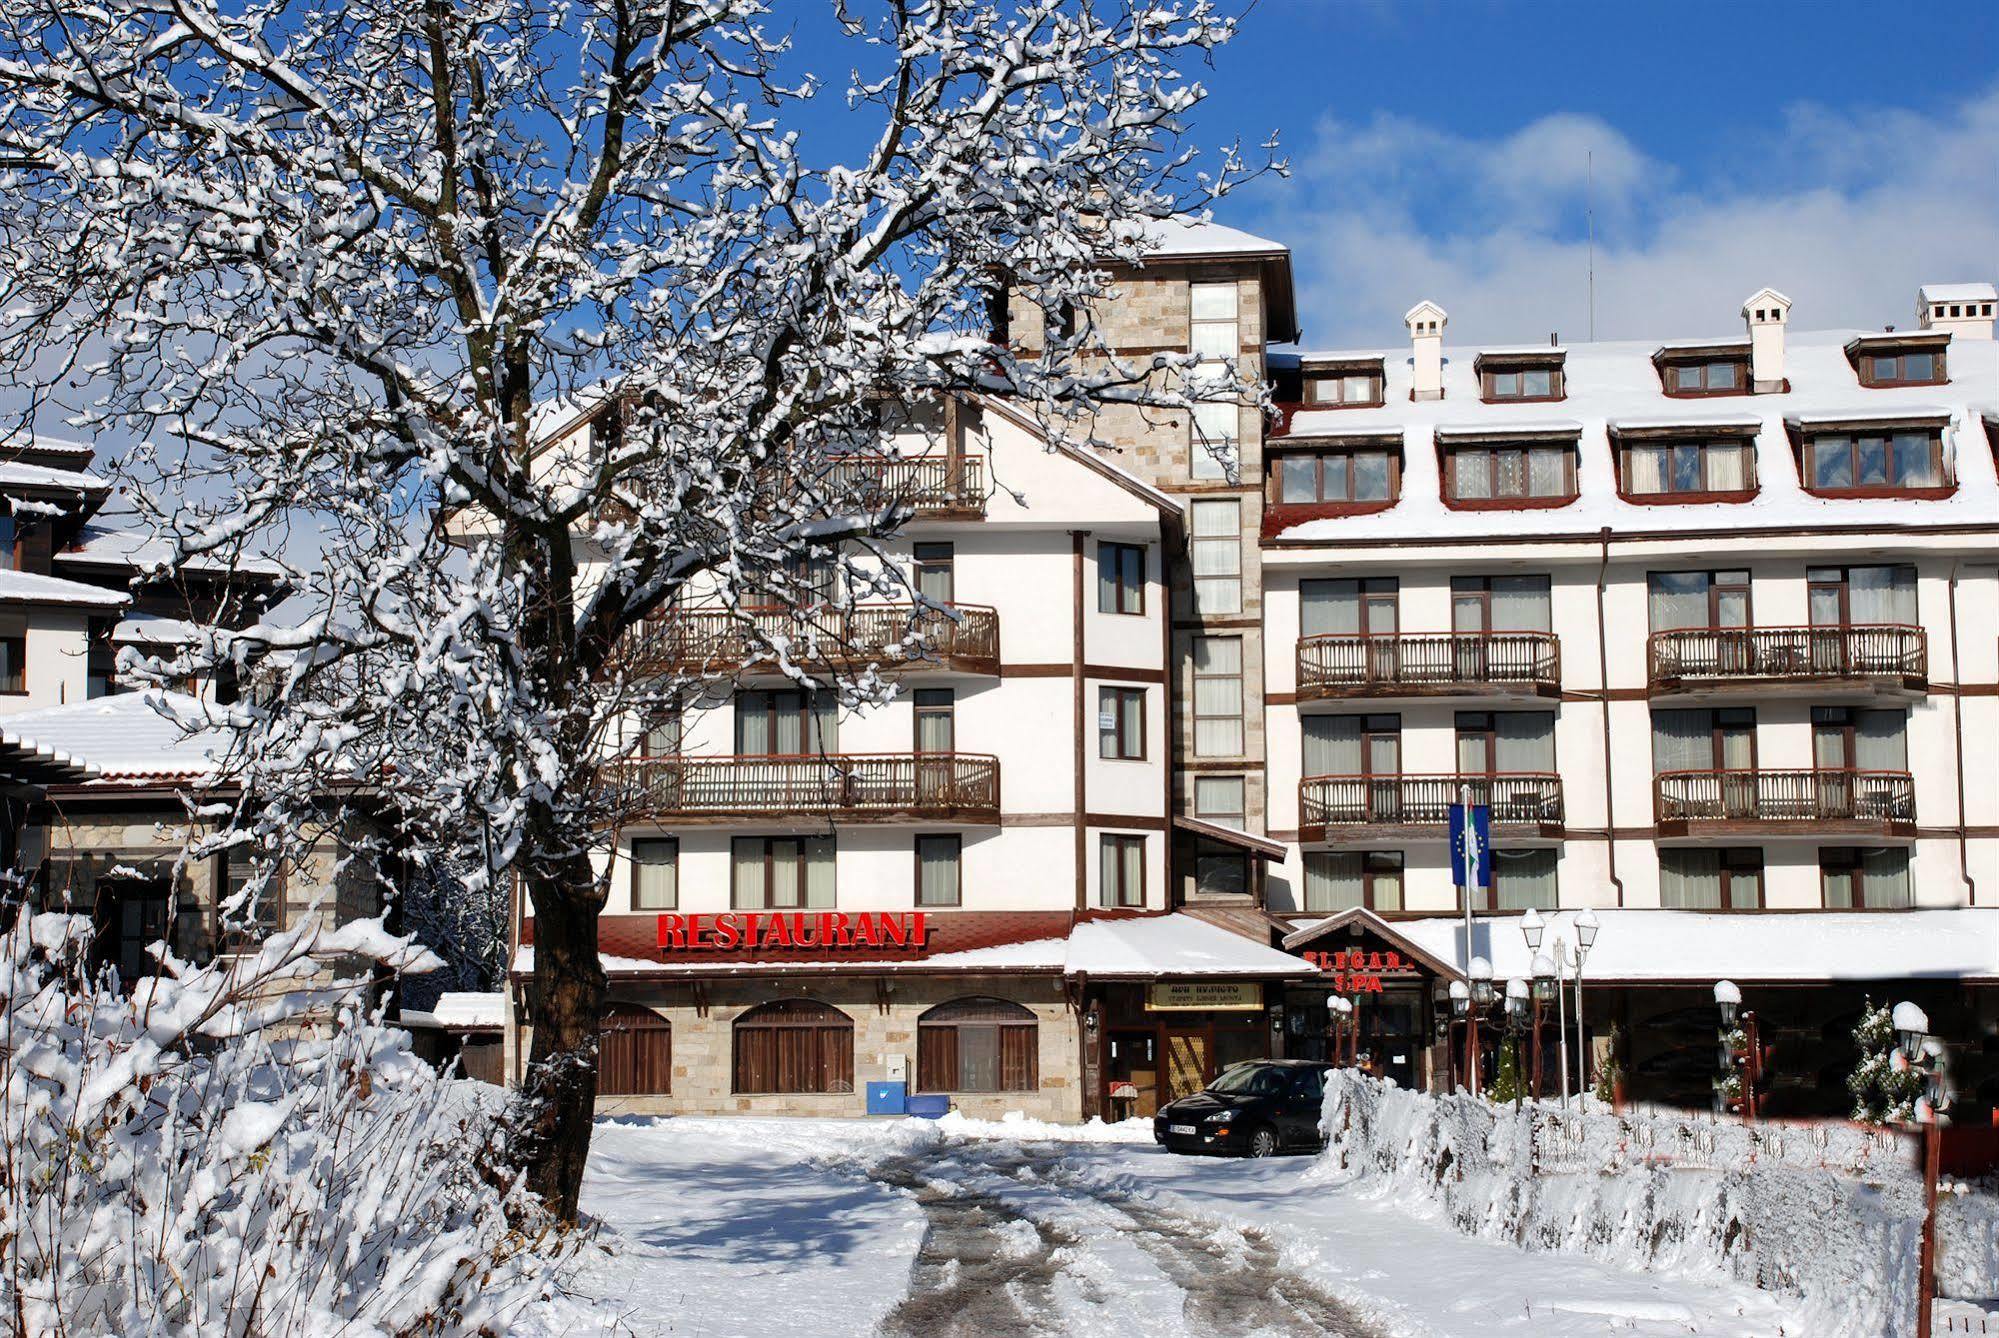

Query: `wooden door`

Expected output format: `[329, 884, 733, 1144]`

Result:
[1164, 1030, 1209, 1102]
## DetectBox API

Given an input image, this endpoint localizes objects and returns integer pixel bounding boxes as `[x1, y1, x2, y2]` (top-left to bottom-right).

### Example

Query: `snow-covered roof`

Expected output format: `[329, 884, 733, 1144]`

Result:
[57, 524, 288, 580]
[1287, 909, 1999, 984]
[1139, 215, 1287, 259]
[112, 612, 203, 645]
[0, 569, 129, 609]
[1276, 415, 1404, 442]
[1267, 327, 1999, 544]
[1065, 913, 1312, 979]
[0, 460, 109, 493]
[400, 991, 506, 1031]
[0, 691, 230, 782]
[1919, 282, 1997, 304]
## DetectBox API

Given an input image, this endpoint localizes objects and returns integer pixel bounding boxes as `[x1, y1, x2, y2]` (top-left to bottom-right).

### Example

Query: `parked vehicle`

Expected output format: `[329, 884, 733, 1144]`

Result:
[1152, 1060, 1331, 1157]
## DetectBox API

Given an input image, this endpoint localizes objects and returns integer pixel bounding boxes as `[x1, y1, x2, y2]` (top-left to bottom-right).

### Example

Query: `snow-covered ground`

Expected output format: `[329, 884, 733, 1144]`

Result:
[521, 1114, 1809, 1337]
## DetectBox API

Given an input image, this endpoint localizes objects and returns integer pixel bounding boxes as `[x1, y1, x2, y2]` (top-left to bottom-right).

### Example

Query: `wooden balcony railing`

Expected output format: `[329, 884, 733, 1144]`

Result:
[612, 752, 1001, 823]
[1296, 632, 1561, 699]
[635, 603, 999, 676]
[1299, 773, 1564, 839]
[1648, 624, 1926, 691]
[822, 454, 986, 516]
[1654, 769, 1915, 834]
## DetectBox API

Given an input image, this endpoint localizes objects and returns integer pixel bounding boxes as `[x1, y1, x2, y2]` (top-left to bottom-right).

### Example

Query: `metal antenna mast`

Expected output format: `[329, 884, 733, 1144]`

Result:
[1586, 150, 1596, 343]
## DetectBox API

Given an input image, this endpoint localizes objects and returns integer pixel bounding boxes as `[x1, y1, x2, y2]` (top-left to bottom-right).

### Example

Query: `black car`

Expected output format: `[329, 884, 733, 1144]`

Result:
[1152, 1060, 1331, 1158]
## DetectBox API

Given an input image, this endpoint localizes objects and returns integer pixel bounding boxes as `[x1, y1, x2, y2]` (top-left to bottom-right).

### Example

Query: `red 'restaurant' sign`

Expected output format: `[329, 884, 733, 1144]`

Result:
[657, 911, 929, 952]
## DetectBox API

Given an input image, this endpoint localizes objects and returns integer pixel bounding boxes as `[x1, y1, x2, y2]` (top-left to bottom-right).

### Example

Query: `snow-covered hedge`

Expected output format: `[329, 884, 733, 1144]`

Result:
[0, 908, 574, 1333]
[1314, 1072, 1999, 1338]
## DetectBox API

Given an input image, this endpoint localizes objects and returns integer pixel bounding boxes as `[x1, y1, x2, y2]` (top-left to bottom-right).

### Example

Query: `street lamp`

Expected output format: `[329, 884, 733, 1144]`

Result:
[1713, 979, 1764, 1123]
[1448, 979, 1471, 1094]
[1893, 1001, 1930, 1064]
[1714, 979, 1741, 1028]
[1520, 906, 1544, 953]
[1572, 909, 1600, 1099]
[1530, 953, 1555, 1101]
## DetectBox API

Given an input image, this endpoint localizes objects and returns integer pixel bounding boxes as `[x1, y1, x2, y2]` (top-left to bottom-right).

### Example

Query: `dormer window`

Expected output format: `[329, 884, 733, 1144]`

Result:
[1653, 343, 1751, 397]
[1272, 443, 1400, 508]
[1439, 433, 1579, 508]
[1614, 436, 1756, 501]
[1474, 350, 1565, 403]
[1305, 369, 1384, 408]
[1788, 412, 1951, 497]
[1845, 333, 1948, 388]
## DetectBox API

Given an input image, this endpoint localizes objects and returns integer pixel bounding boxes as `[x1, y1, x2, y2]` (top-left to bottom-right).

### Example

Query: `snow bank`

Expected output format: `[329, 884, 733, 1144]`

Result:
[1314, 1073, 1999, 1338]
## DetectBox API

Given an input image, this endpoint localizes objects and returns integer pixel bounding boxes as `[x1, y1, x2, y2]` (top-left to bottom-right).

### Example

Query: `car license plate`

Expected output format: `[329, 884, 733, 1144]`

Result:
[1169, 1123, 1197, 1135]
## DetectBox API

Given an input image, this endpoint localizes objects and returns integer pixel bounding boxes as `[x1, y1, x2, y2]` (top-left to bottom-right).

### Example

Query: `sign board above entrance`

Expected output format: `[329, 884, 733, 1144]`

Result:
[1305, 948, 1420, 995]
[1145, 982, 1263, 1012]
[657, 911, 929, 952]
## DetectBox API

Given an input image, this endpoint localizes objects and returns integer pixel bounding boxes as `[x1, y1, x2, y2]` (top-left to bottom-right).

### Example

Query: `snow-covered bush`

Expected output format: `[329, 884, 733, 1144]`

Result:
[0, 907, 574, 1333]
[1850, 996, 1923, 1123]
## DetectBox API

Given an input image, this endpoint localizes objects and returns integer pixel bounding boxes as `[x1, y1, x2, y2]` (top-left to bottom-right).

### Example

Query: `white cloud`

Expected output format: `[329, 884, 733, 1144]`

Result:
[1241, 86, 1999, 348]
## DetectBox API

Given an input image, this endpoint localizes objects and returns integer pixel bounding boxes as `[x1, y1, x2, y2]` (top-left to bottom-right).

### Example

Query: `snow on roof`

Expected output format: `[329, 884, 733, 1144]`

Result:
[0, 691, 230, 782]
[1605, 413, 1767, 433]
[57, 524, 288, 579]
[1065, 913, 1311, 979]
[0, 461, 109, 492]
[0, 569, 129, 608]
[1139, 215, 1287, 259]
[1475, 344, 1567, 357]
[1267, 328, 1999, 545]
[1289, 909, 1999, 984]
[1654, 335, 1751, 352]
[1276, 414, 1404, 441]
[1919, 282, 1997, 303]
[112, 612, 203, 645]
[401, 991, 506, 1031]
[1431, 419, 1583, 438]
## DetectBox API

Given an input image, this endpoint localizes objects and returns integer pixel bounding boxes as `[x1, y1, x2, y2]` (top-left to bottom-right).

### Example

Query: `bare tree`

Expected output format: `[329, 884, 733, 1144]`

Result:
[0, 0, 1269, 1217]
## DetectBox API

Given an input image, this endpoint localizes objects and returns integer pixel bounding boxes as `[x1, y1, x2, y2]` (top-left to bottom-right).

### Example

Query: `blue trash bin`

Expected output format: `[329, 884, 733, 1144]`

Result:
[865, 1082, 908, 1116]
[905, 1093, 950, 1120]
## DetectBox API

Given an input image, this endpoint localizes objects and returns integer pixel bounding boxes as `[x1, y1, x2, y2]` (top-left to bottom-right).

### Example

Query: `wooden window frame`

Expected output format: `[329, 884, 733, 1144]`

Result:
[1099, 833, 1146, 908]
[1449, 574, 1551, 633]
[1818, 846, 1912, 911]
[1302, 850, 1405, 913]
[1658, 357, 1751, 398]
[913, 687, 955, 753]
[914, 832, 962, 908]
[730, 835, 836, 910]
[734, 688, 830, 756]
[916, 997, 1039, 1094]
[215, 847, 286, 952]
[1616, 438, 1758, 503]
[1858, 349, 1946, 389]
[912, 542, 955, 606]
[1303, 371, 1385, 409]
[1191, 634, 1244, 757]
[1645, 569, 1752, 632]
[732, 999, 855, 1095]
[1441, 445, 1579, 510]
[1806, 564, 1916, 627]
[1479, 365, 1565, 404]
[598, 1005, 672, 1096]
[1098, 686, 1146, 761]
[1800, 430, 1950, 498]
[1098, 541, 1145, 615]
[1659, 847, 1766, 911]
[1188, 499, 1242, 614]
[1271, 448, 1401, 509]
[629, 836, 679, 911]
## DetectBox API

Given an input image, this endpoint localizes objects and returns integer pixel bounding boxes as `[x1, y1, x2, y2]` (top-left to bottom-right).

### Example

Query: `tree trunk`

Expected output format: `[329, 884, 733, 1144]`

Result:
[516, 853, 606, 1221]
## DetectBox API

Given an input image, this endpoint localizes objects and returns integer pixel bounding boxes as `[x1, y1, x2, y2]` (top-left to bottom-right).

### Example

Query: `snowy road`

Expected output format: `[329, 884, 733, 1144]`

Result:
[522, 1115, 1809, 1338]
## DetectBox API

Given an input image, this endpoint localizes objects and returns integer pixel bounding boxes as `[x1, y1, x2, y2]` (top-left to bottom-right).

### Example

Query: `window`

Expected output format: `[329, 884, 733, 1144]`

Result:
[1099, 834, 1145, 908]
[86, 625, 116, 699]
[1651, 708, 1754, 774]
[1301, 577, 1397, 637]
[1302, 851, 1403, 913]
[598, 1006, 672, 1096]
[913, 542, 955, 605]
[1803, 431, 1945, 493]
[630, 838, 678, 910]
[1477, 358, 1563, 401]
[0, 516, 14, 567]
[1193, 777, 1249, 896]
[1190, 401, 1238, 481]
[638, 704, 682, 757]
[913, 688, 955, 753]
[1454, 712, 1556, 775]
[1189, 500, 1241, 614]
[1098, 686, 1145, 760]
[1491, 848, 1558, 911]
[216, 846, 283, 949]
[1194, 775, 1246, 829]
[1444, 445, 1576, 504]
[731, 836, 835, 909]
[1450, 575, 1551, 633]
[1811, 707, 1907, 772]
[1189, 282, 1240, 481]
[0, 614, 23, 694]
[1647, 570, 1751, 631]
[1618, 439, 1754, 497]
[918, 998, 1038, 1093]
[1303, 713, 1400, 778]
[1820, 847, 1912, 909]
[1192, 636, 1243, 756]
[1660, 848, 1763, 910]
[735, 689, 836, 754]
[1305, 371, 1383, 406]
[1274, 449, 1398, 505]
[1661, 358, 1747, 396]
[1097, 542, 1145, 615]
[916, 834, 962, 907]
[1808, 565, 1916, 627]
[733, 999, 854, 1094]
[1858, 350, 1944, 387]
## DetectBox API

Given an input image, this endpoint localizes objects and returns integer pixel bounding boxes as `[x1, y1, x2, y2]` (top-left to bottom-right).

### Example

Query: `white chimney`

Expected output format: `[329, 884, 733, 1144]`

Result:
[1918, 283, 1996, 341]
[1740, 288, 1791, 393]
[1404, 300, 1448, 401]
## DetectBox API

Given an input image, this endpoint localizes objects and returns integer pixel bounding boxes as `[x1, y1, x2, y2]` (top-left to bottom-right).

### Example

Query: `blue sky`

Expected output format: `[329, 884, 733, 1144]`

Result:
[787, 0, 1998, 348]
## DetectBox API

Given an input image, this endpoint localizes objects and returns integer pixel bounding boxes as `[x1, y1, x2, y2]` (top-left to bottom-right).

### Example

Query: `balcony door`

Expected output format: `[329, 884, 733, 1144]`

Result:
[1811, 707, 1908, 821]
[1653, 708, 1755, 817]
[1456, 712, 1554, 820]
[1301, 578, 1397, 681]
[1304, 714, 1400, 822]
[1647, 570, 1751, 631]
[913, 543, 955, 605]
[913, 688, 956, 805]
[736, 689, 838, 756]
[1809, 565, 1916, 675]
[1451, 575, 1551, 679]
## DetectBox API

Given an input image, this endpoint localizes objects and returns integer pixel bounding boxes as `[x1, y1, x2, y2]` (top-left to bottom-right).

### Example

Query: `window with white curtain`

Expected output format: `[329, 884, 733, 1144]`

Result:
[1491, 848, 1557, 911]
[1651, 708, 1753, 773]
[1301, 577, 1396, 637]
[1188, 282, 1240, 481]
[1455, 712, 1555, 773]
[1193, 775, 1246, 829]
[732, 836, 836, 908]
[1302, 714, 1362, 777]
[1450, 575, 1551, 633]
[916, 834, 961, 907]
[1189, 500, 1242, 614]
[735, 689, 838, 755]
[1192, 636, 1243, 756]
[1619, 439, 1754, 496]
[1099, 834, 1146, 908]
[1820, 847, 1912, 909]
[1659, 847, 1762, 910]
[1647, 570, 1751, 631]
[1303, 851, 1403, 912]
[630, 838, 678, 910]
[1808, 565, 1917, 626]
[1811, 707, 1908, 771]
[1190, 401, 1237, 481]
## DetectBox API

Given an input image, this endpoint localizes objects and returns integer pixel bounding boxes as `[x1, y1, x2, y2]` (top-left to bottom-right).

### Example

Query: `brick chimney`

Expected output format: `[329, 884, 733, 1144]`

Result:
[1740, 288, 1791, 393]
[1404, 300, 1448, 401]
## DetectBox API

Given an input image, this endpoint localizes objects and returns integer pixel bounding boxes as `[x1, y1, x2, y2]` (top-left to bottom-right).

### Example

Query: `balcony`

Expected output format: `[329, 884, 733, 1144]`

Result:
[1648, 625, 1926, 696]
[1654, 769, 1915, 838]
[824, 453, 986, 517]
[635, 603, 1000, 677]
[1295, 632, 1560, 702]
[613, 753, 1001, 825]
[1298, 773, 1565, 843]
